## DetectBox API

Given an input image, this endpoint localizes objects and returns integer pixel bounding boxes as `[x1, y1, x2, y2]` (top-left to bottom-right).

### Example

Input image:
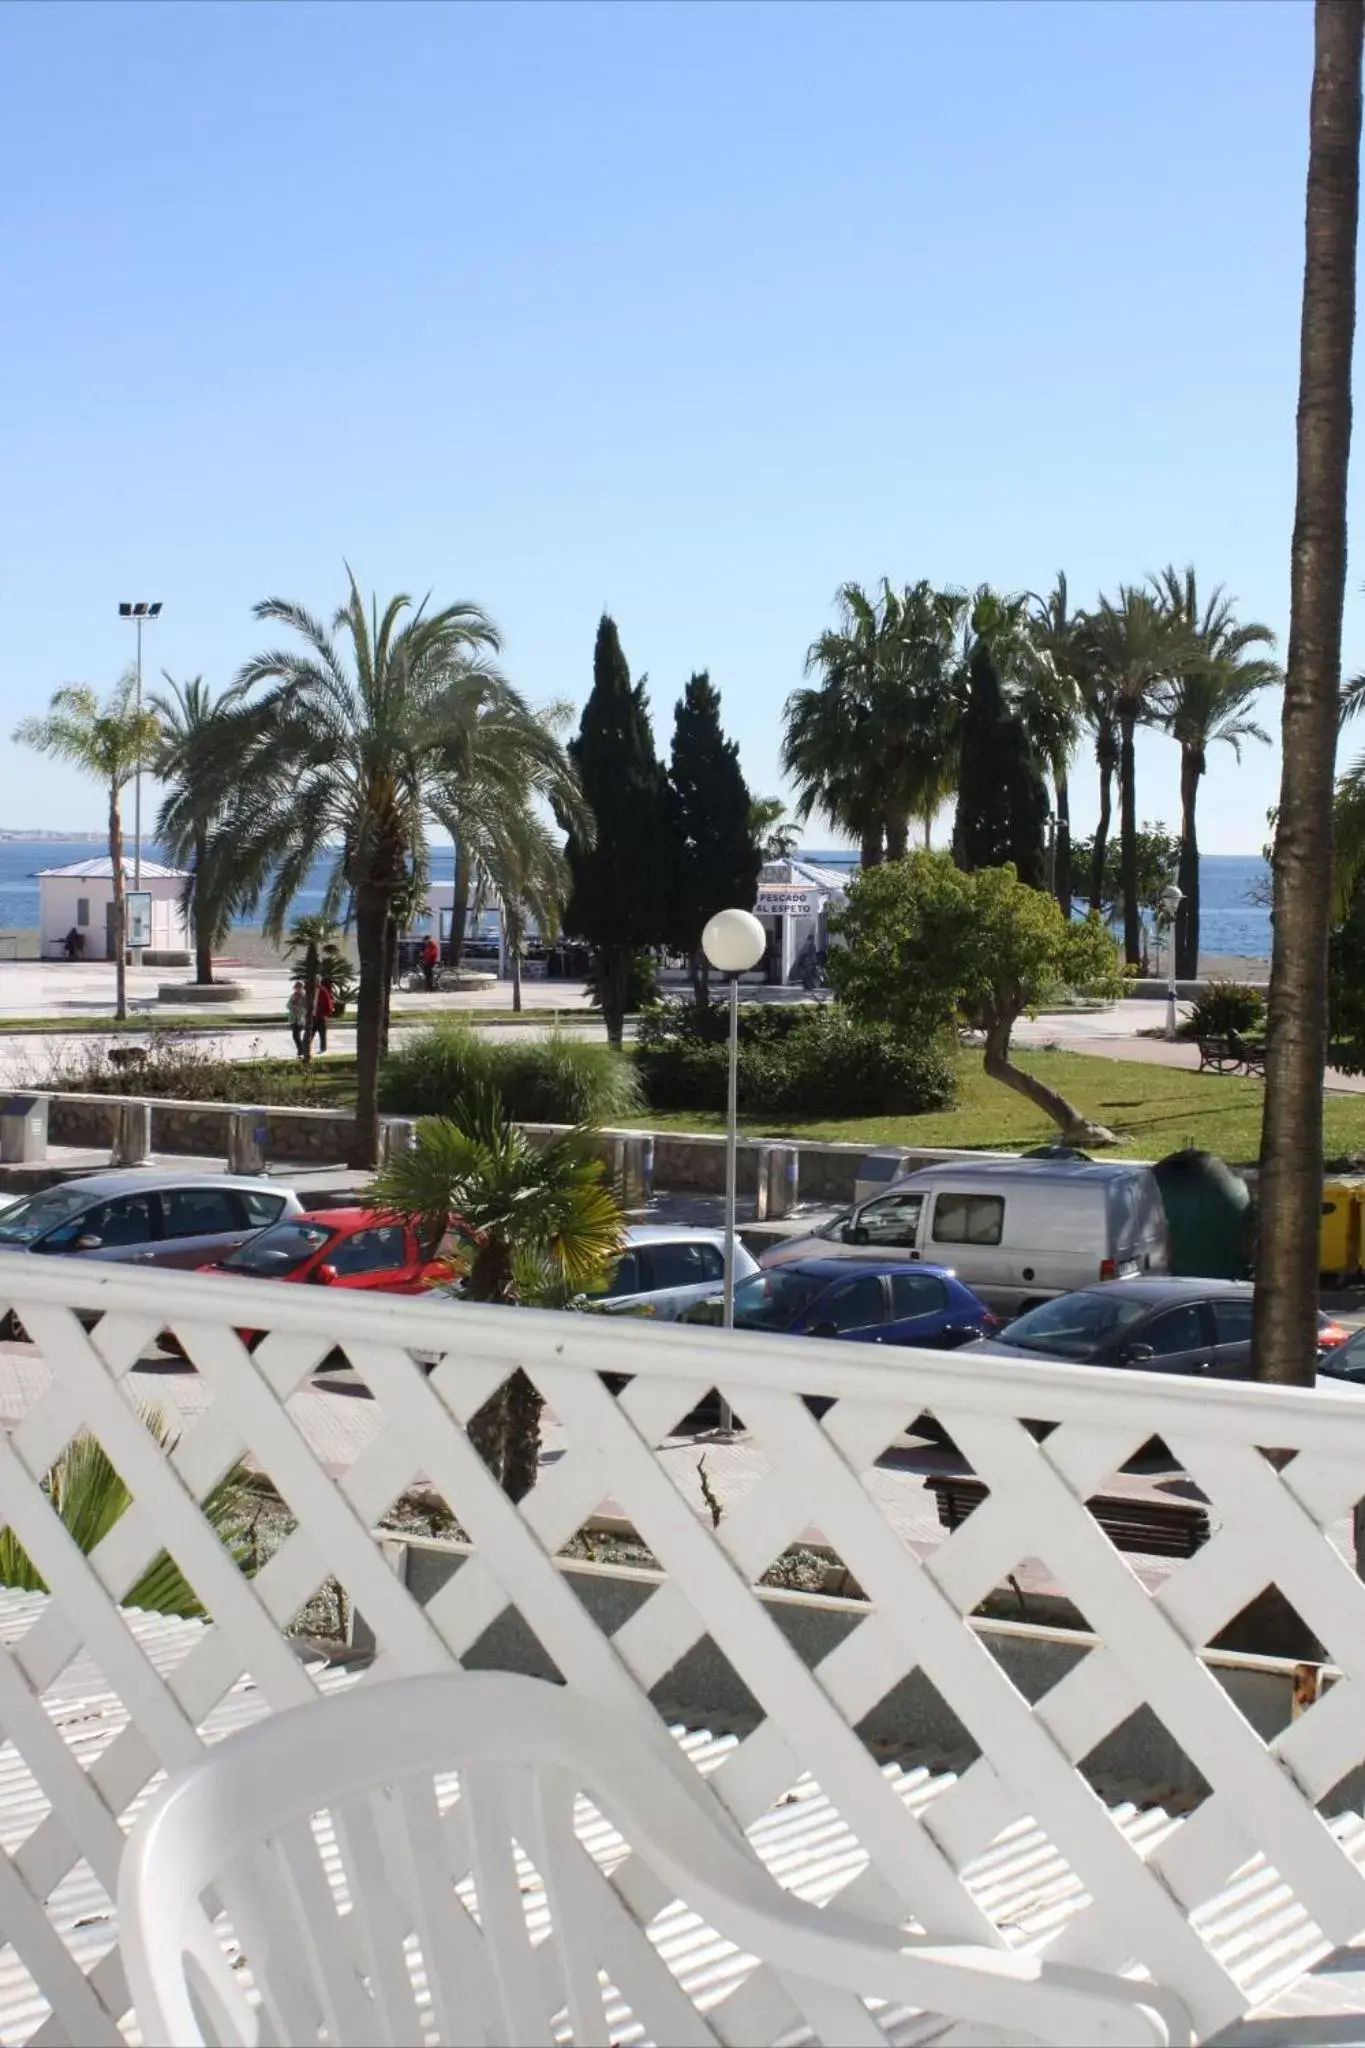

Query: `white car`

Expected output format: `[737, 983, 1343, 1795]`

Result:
[581, 1226, 760, 1320]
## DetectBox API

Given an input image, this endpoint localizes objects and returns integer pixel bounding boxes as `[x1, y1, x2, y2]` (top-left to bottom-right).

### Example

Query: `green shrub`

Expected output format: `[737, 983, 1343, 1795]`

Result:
[1185, 980, 1266, 1040]
[634, 1001, 956, 1118]
[379, 1022, 642, 1125]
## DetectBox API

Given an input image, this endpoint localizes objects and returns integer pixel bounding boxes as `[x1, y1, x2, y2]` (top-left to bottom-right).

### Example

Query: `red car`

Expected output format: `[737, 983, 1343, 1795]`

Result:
[204, 1208, 448, 1294]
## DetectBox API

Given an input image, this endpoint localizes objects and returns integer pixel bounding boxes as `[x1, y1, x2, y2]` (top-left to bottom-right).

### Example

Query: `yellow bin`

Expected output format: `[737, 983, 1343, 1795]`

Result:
[1321, 1177, 1365, 1279]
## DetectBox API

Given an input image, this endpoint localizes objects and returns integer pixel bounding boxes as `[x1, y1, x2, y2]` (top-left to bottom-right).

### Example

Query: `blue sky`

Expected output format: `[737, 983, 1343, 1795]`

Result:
[0, 0, 1349, 851]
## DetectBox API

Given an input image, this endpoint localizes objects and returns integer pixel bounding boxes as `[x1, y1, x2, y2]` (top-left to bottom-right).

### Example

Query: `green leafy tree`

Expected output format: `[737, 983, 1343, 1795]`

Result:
[150, 672, 255, 987]
[562, 615, 672, 1049]
[1073, 821, 1181, 948]
[1150, 566, 1279, 978]
[214, 572, 508, 1165]
[667, 672, 762, 1007]
[951, 599, 1049, 888]
[367, 1088, 624, 1499]
[14, 675, 162, 1021]
[829, 852, 1125, 1143]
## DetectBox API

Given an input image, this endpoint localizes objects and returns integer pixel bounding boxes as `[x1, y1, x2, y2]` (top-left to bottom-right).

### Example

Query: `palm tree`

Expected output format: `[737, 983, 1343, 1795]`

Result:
[1024, 573, 1088, 912]
[0, 1407, 255, 1617]
[215, 573, 508, 1166]
[750, 796, 800, 862]
[1254, 0, 1363, 1391]
[13, 675, 162, 1020]
[1150, 567, 1279, 979]
[1086, 589, 1186, 963]
[367, 1089, 624, 1499]
[150, 673, 254, 986]
[783, 580, 965, 866]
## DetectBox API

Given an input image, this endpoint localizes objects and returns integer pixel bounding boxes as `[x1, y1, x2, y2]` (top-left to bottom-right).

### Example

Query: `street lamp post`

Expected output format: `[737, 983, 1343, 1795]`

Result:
[118, 601, 162, 896]
[701, 909, 767, 1363]
[1161, 883, 1184, 1040]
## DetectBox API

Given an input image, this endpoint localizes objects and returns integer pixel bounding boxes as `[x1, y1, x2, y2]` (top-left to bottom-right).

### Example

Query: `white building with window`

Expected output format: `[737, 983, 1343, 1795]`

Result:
[36, 857, 191, 963]
[754, 857, 850, 983]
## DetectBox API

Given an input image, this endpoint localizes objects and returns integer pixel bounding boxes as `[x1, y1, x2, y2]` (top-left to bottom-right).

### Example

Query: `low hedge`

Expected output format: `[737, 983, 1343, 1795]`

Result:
[379, 1021, 643, 1125]
[634, 1002, 956, 1118]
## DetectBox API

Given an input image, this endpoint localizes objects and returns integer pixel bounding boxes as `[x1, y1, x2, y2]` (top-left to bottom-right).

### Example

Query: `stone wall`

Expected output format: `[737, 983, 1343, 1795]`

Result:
[43, 1091, 354, 1165]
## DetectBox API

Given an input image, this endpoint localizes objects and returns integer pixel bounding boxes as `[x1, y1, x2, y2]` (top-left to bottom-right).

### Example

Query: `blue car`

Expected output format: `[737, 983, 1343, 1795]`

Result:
[689, 1257, 994, 1348]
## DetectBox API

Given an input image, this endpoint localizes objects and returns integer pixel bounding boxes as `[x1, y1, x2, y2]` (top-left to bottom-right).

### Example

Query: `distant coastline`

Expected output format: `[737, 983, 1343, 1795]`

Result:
[0, 831, 104, 842]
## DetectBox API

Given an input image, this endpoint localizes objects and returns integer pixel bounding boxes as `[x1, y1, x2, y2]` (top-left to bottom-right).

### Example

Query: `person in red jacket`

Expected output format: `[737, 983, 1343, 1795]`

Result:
[419, 933, 440, 992]
[312, 978, 336, 1054]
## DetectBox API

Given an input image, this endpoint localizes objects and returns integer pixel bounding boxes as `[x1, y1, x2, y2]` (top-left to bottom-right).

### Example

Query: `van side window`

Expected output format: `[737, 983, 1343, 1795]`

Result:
[931, 1193, 1004, 1247]
[854, 1193, 924, 1247]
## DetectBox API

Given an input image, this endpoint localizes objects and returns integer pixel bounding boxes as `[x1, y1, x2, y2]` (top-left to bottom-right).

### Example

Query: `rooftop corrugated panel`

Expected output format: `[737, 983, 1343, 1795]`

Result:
[34, 858, 185, 880]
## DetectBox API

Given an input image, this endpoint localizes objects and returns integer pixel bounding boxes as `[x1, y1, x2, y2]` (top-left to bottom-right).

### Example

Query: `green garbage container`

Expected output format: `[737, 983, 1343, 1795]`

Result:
[1152, 1149, 1253, 1279]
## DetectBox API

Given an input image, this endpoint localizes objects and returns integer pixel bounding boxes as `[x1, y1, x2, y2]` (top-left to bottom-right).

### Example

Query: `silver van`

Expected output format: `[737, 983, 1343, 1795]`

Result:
[758, 1158, 1170, 1317]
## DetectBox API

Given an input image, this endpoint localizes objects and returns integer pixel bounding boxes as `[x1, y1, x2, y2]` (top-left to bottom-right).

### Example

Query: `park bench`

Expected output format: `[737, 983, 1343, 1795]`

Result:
[1196, 1031, 1265, 1078]
[925, 1470, 1209, 1560]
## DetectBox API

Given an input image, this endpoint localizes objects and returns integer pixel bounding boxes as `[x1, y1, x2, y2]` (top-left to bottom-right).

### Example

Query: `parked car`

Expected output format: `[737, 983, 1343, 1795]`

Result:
[1314, 1321, 1365, 1381]
[574, 1226, 760, 1320]
[759, 1158, 1171, 1317]
[683, 1258, 995, 1348]
[958, 1277, 1350, 1379]
[0, 1173, 303, 1269]
[206, 1209, 447, 1295]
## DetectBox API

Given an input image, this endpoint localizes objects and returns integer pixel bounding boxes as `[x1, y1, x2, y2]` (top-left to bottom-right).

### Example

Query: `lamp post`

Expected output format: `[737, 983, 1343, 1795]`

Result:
[1161, 883, 1184, 1040]
[701, 910, 767, 1349]
[118, 601, 162, 895]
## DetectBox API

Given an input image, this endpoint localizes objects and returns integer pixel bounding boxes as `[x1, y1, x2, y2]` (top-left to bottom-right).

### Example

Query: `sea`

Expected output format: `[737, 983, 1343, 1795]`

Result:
[0, 840, 1276, 959]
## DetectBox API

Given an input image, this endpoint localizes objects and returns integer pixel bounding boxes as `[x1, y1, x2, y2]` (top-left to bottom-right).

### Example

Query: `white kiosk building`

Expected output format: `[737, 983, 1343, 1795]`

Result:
[37, 858, 191, 963]
[754, 857, 850, 983]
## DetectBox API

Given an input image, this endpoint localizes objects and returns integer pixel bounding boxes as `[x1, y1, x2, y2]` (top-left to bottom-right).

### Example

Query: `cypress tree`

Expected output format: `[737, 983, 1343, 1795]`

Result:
[667, 672, 762, 1007]
[563, 615, 671, 1048]
[951, 638, 1049, 888]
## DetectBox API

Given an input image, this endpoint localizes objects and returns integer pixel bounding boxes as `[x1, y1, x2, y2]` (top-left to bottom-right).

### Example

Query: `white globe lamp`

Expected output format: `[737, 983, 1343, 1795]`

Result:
[1160, 885, 1185, 1040]
[702, 908, 766, 976]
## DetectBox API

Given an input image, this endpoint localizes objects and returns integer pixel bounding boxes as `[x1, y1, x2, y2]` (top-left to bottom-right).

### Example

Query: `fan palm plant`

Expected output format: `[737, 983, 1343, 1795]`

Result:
[210, 572, 515, 1165]
[1086, 589, 1188, 963]
[150, 672, 256, 986]
[1150, 566, 1279, 978]
[367, 1087, 624, 1499]
[0, 1407, 256, 1617]
[13, 675, 162, 1019]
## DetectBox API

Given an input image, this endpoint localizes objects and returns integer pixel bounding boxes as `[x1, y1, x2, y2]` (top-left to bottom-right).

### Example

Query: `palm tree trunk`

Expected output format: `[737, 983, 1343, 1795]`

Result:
[1054, 768, 1073, 915]
[511, 915, 524, 1013]
[1175, 748, 1203, 980]
[1118, 707, 1142, 964]
[108, 782, 127, 1022]
[1089, 749, 1114, 914]
[689, 947, 710, 1012]
[380, 918, 395, 1056]
[884, 808, 910, 862]
[350, 881, 388, 1167]
[192, 825, 214, 986]
[1254, 0, 1363, 1388]
[858, 824, 884, 870]
[923, 813, 932, 850]
[449, 841, 471, 967]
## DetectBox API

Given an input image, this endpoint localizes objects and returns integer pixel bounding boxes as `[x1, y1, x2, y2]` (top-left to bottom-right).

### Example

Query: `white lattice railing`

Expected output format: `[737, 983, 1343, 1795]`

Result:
[2, 1257, 1365, 2043]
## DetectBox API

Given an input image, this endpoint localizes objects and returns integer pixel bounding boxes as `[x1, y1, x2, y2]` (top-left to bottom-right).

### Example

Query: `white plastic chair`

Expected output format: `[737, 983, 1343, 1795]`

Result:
[117, 1672, 1191, 2047]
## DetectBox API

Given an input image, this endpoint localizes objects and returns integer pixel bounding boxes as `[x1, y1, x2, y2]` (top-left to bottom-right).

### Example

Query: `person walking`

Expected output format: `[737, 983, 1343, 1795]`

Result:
[312, 977, 336, 1055]
[419, 932, 440, 992]
[287, 979, 309, 1058]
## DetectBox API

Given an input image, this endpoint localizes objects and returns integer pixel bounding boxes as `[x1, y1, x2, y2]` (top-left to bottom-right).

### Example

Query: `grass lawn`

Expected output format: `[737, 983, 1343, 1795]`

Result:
[113, 1044, 1365, 1167]
[627, 1049, 1365, 1166]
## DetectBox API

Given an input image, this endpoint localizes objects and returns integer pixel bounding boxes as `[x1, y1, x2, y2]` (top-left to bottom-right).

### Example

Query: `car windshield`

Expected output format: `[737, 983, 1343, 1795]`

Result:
[1323, 1326, 1365, 1379]
[733, 1270, 835, 1329]
[1000, 1290, 1151, 1360]
[0, 1188, 95, 1246]
[814, 1210, 853, 1242]
[221, 1220, 335, 1276]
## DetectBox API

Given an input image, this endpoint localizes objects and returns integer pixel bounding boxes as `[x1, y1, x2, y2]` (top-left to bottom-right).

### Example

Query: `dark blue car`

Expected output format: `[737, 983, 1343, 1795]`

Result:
[700, 1257, 994, 1348]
